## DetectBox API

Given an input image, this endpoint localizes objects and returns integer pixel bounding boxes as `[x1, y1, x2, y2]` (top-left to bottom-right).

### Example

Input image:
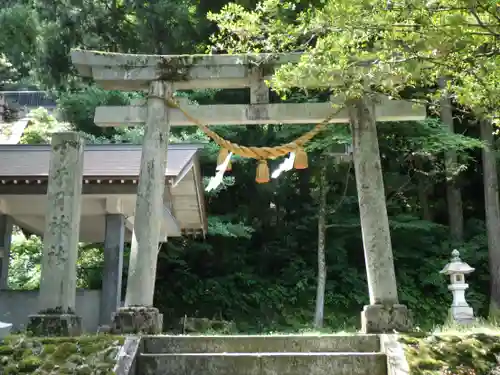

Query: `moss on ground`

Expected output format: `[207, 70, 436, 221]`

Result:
[401, 332, 500, 375]
[0, 335, 125, 375]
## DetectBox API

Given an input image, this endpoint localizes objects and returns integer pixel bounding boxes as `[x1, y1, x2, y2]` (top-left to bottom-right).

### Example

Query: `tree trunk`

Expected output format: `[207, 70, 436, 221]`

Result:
[440, 78, 464, 241]
[415, 158, 433, 221]
[417, 175, 433, 221]
[314, 162, 328, 329]
[480, 119, 500, 319]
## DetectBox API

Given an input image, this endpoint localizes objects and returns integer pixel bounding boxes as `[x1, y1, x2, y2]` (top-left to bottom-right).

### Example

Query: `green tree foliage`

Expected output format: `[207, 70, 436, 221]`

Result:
[8, 233, 42, 290]
[19, 108, 70, 144]
[0, 0, 238, 88]
[8, 231, 104, 290]
[0, 54, 18, 90]
[0, 4, 39, 81]
[57, 86, 136, 136]
[209, 0, 499, 120]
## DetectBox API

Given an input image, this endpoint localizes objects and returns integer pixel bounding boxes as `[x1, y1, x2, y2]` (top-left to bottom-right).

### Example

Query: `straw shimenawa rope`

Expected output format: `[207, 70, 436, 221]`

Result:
[165, 97, 344, 183]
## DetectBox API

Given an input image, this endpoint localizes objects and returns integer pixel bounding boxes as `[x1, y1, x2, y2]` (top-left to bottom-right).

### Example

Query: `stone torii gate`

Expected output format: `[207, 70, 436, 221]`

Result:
[71, 50, 426, 333]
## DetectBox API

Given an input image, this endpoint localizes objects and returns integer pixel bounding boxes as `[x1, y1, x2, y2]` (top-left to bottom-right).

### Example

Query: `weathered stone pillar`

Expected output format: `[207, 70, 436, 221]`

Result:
[0, 215, 13, 289]
[100, 214, 125, 326]
[348, 96, 411, 333]
[27, 132, 84, 336]
[111, 81, 170, 334]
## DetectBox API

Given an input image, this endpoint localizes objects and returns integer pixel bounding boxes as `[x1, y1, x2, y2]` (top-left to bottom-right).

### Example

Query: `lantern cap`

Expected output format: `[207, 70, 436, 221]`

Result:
[440, 249, 475, 275]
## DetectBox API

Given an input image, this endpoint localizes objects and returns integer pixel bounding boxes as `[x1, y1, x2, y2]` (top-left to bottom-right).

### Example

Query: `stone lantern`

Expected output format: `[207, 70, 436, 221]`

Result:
[440, 249, 475, 323]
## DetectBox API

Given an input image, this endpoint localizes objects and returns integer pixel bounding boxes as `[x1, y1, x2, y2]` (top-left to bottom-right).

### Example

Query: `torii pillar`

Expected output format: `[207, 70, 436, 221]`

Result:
[111, 81, 171, 334]
[349, 96, 411, 333]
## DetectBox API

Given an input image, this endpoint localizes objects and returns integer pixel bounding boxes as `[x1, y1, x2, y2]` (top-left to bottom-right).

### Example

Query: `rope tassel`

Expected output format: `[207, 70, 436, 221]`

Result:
[256, 160, 270, 184]
[293, 148, 308, 170]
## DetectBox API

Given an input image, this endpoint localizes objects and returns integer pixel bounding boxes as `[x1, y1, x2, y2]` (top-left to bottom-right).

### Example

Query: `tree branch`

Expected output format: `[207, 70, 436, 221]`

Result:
[469, 8, 500, 38]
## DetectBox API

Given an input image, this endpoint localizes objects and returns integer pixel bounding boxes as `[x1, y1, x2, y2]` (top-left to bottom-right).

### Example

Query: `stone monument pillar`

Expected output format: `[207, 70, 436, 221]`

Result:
[440, 249, 475, 323]
[27, 132, 84, 336]
[348, 96, 411, 333]
[111, 81, 171, 334]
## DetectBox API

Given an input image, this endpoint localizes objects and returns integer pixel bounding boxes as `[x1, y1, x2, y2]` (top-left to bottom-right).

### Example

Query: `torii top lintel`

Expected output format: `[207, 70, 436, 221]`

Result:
[71, 49, 302, 91]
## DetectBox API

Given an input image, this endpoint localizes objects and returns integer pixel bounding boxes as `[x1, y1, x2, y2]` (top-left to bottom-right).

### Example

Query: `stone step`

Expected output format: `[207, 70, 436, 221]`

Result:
[142, 334, 380, 354]
[138, 352, 387, 375]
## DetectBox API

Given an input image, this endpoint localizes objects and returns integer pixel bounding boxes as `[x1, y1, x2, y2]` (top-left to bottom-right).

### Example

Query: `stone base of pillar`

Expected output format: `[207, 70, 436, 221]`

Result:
[361, 304, 412, 333]
[111, 306, 163, 334]
[27, 313, 82, 337]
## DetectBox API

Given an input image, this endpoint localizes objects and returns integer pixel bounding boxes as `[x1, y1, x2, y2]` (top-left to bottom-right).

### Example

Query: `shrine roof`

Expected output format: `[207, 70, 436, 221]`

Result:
[0, 143, 208, 239]
[0, 143, 203, 179]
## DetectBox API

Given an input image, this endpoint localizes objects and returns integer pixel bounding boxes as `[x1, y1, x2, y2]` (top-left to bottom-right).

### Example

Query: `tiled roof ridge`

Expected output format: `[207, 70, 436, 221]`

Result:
[0, 142, 206, 150]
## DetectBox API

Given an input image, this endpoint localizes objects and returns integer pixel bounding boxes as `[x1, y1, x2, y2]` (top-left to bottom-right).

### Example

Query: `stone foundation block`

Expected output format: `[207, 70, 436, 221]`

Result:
[361, 304, 412, 333]
[27, 314, 82, 336]
[112, 306, 163, 334]
[179, 317, 237, 334]
[138, 352, 387, 375]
